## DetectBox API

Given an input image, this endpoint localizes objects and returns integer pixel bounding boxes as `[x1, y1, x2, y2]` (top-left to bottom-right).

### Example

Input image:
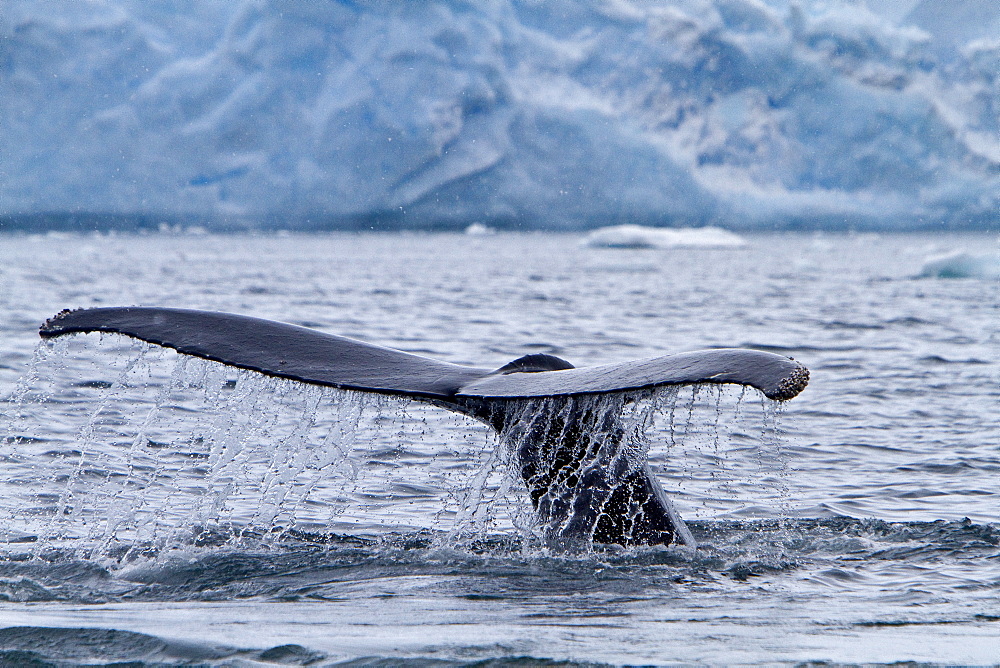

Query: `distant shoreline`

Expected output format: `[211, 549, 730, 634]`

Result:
[1, 212, 996, 234]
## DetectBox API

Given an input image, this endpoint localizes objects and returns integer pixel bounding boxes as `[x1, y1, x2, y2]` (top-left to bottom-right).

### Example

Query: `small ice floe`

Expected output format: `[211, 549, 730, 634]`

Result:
[582, 224, 746, 249]
[917, 251, 1000, 279]
[464, 222, 496, 236]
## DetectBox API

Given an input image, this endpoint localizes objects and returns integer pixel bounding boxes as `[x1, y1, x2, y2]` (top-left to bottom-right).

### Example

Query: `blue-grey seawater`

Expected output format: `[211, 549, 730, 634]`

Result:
[0, 231, 997, 666]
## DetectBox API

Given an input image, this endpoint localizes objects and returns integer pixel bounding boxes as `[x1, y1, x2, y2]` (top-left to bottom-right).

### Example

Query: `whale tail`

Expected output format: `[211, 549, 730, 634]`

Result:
[479, 392, 695, 548]
[40, 307, 809, 548]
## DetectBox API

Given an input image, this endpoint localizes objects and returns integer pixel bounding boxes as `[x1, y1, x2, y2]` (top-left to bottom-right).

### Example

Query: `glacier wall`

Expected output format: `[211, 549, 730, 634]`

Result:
[1, 0, 998, 230]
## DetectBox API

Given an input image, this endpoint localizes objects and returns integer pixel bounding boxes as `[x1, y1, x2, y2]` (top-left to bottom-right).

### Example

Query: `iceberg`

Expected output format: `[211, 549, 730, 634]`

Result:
[1, 0, 998, 230]
[583, 225, 746, 249]
[917, 251, 1000, 279]
[464, 222, 496, 236]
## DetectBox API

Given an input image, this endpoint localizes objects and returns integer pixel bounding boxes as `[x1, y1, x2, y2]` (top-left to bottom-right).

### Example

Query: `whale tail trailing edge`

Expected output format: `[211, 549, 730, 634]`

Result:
[40, 307, 808, 402]
[39, 306, 809, 548]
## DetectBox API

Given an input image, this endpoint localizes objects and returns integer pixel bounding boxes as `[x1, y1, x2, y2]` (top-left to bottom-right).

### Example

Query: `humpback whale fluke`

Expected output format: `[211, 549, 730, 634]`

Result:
[40, 307, 809, 549]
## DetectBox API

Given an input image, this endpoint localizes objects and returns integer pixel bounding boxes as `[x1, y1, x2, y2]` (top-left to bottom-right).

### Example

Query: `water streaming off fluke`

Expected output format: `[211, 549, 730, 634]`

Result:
[0, 338, 787, 560]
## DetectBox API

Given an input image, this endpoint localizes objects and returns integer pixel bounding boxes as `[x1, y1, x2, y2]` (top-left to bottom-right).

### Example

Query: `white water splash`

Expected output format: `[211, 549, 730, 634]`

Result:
[0, 339, 790, 559]
[644, 384, 791, 520]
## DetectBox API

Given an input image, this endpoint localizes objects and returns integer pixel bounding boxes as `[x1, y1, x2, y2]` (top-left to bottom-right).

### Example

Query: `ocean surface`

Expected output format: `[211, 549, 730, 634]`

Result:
[0, 230, 997, 666]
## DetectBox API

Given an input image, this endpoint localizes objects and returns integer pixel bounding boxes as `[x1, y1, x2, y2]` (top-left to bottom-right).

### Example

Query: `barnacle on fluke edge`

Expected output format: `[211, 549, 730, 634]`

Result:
[770, 364, 810, 401]
[40, 308, 81, 333]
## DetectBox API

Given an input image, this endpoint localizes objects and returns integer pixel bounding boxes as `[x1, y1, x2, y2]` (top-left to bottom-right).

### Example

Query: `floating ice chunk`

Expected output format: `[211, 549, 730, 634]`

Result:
[917, 251, 1000, 279]
[464, 223, 496, 236]
[582, 225, 747, 249]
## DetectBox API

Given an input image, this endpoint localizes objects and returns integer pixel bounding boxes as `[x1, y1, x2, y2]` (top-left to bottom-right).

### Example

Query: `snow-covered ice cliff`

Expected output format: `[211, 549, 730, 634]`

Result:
[1, 0, 997, 230]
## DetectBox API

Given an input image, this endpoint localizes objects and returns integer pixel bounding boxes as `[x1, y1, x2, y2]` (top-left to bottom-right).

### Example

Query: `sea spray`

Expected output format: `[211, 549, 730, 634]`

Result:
[644, 384, 790, 520]
[0, 339, 793, 560]
[0, 342, 374, 558]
